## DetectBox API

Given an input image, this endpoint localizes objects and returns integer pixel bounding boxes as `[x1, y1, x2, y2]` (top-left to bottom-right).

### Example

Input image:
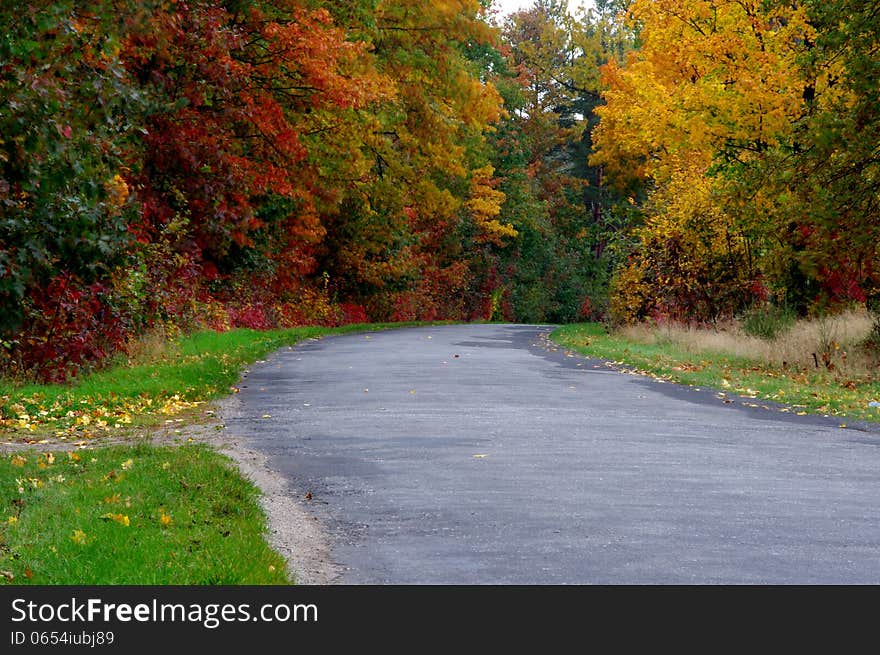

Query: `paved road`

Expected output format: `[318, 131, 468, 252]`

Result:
[221, 324, 880, 583]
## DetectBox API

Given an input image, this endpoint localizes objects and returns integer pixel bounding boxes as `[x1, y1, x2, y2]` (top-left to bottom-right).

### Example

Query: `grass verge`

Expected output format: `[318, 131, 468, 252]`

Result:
[1, 322, 429, 441]
[0, 443, 288, 584]
[0, 321, 440, 584]
[551, 322, 880, 423]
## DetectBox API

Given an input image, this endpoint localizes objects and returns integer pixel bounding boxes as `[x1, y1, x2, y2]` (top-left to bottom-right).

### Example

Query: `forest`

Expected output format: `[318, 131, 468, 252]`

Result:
[1, 0, 878, 383]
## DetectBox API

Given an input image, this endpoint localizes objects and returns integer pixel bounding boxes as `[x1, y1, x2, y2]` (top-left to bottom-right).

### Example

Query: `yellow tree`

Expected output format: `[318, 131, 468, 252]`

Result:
[592, 0, 817, 321]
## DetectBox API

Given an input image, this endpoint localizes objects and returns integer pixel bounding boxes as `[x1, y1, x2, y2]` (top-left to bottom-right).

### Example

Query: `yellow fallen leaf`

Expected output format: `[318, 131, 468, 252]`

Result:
[473, 454, 488, 459]
[159, 511, 172, 527]
[121, 459, 133, 471]
[71, 529, 88, 545]
[7, 516, 18, 524]
[10, 456, 26, 467]
[101, 513, 130, 526]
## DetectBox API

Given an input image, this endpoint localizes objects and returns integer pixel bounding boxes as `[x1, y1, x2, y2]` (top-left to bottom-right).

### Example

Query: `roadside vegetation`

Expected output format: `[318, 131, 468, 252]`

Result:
[552, 308, 880, 423]
[0, 443, 289, 584]
[0, 323, 417, 442]
[0, 322, 434, 585]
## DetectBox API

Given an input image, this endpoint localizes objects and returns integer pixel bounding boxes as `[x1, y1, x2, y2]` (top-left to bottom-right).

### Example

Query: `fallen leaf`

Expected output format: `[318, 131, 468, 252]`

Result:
[473, 454, 488, 459]
[100, 513, 130, 526]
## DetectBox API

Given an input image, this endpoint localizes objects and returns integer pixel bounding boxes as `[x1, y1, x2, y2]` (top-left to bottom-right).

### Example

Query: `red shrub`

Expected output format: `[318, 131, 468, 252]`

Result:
[227, 303, 274, 330]
[17, 276, 130, 383]
[339, 302, 368, 325]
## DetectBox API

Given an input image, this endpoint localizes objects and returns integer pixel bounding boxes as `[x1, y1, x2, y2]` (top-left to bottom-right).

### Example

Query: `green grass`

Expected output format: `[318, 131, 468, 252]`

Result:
[0, 322, 429, 438]
[739, 304, 797, 340]
[0, 321, 456, 584]
[551, 323, 880, 423]
[0, 443, 289, 584]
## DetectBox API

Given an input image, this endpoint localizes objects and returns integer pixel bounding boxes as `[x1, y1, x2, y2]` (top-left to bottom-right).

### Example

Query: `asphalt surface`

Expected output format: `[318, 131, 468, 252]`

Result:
[221, 323, 880, 583]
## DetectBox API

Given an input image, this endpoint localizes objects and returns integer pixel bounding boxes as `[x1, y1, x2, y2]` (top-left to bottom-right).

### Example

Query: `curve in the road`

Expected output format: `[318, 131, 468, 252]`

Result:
[220, 324, 880, 584]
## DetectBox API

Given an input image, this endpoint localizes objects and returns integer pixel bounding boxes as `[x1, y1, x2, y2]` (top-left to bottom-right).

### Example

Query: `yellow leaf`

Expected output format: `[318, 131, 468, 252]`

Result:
[100, 513, 130, 526]
[10, 456, 26, 467]
[120, 459, 133, 471]
[71, 529, 88, 545]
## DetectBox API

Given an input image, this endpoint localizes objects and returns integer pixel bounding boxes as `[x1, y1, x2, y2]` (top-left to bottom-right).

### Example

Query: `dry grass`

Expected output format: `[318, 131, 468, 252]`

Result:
[621, 308, 879, 379]
[122, 326, 181, 365]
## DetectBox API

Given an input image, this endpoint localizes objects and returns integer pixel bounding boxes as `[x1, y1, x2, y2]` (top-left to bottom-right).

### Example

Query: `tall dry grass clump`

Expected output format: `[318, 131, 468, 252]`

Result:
[621, 308, 878, 379]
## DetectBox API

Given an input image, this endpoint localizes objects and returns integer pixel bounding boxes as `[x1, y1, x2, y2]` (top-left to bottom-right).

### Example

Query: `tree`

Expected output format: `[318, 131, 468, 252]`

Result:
[0, 1, 144, 379]
[591, 0, 835, 321]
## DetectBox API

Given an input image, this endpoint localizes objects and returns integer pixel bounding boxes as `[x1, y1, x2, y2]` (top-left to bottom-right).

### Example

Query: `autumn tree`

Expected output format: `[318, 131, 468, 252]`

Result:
[490, 0, 634, 322]
[319, 0, 509, 321]
[762, 0, 880, 311]
[0, 1, 144, 379]
[592, 0, 825, 322]
[123, 0, 393, 327]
